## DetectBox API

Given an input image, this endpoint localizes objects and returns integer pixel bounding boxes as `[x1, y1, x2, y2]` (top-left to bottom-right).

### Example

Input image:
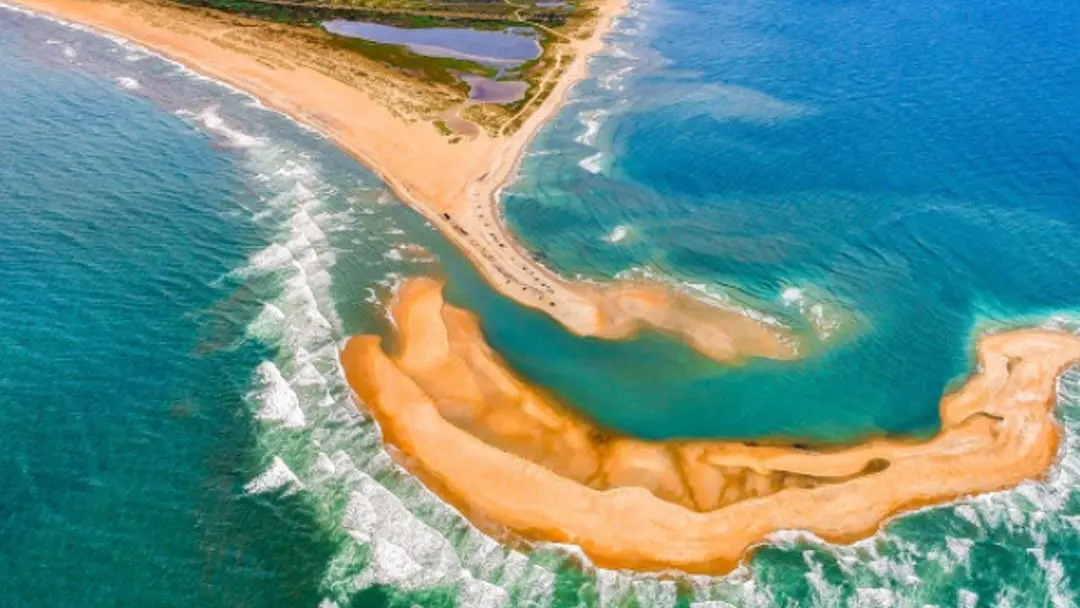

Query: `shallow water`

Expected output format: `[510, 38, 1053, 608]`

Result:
[463, 75, 528, 104]
[501, 0, 1080, 443]
[5, 0, 1080, 606]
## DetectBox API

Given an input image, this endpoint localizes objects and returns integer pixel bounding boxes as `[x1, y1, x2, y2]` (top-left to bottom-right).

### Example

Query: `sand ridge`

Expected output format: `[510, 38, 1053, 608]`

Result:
[15, 0, 807, 363]
[341, 278, 1080, 574]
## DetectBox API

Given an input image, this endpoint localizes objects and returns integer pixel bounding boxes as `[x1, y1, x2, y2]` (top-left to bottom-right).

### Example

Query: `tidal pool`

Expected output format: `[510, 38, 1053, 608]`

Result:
[463, 75, 528, 103]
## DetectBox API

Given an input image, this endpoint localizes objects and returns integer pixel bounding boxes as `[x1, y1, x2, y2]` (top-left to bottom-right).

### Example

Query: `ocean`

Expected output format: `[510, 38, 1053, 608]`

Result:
[2, 0, 1080, 606]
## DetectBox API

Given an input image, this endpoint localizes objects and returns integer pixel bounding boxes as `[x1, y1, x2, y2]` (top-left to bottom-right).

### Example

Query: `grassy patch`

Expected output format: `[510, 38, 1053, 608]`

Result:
[433, 119, 454, 136]
[327, 34, 497, 87]
[171, 0, 603, 132]
[173, 0, 559, 28]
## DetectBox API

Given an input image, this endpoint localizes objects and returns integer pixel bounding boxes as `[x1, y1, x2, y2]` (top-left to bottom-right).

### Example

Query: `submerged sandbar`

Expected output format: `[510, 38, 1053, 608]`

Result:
[341, 278, 1080, 574]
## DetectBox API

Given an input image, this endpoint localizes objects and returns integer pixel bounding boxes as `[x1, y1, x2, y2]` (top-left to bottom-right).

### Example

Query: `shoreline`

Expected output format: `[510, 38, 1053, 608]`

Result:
[12, 0, 809, 364]
[341, 278, 1080, 574]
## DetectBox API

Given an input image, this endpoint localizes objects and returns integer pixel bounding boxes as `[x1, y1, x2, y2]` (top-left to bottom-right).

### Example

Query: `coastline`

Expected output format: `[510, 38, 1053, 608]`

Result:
[341, 278, 1080, 574]
[16, 0, 1080, 581]
[11, 0, 804, 363]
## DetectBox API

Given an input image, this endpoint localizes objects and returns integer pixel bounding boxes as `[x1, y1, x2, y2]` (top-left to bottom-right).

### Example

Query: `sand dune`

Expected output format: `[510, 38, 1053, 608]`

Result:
[341, 278, 1080, 574]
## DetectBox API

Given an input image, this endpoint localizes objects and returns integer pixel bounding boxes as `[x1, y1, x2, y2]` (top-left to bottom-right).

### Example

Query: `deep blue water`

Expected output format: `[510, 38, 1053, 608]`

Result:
[6, 0, 1080, 606]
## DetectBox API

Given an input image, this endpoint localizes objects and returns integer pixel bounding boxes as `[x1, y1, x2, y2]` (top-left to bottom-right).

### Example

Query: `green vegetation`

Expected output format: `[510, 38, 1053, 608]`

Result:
[328, 35, 496, 87]
[433, 119, 454, 136]
[171, 0, 596, 133]
[175, 0, 575, 27]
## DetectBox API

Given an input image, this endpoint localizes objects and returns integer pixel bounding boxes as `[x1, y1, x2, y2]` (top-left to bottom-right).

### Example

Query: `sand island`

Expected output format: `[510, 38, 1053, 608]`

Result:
[20, 0, 1080, 576]
[342, 278, 1080, 573]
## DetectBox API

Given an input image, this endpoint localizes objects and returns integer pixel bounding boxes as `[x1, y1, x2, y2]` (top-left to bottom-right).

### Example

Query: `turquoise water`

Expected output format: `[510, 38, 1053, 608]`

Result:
[5, 0, 1080, 606]
[499, 0, 1080, 443]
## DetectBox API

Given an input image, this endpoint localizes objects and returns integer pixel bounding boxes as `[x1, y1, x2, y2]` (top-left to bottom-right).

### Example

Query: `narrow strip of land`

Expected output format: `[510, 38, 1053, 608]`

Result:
[16, 0, 808, 363]
[341, 278, 1080, 574]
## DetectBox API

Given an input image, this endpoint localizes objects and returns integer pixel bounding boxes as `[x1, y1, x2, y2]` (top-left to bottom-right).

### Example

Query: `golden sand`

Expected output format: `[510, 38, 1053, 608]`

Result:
[16, 0, 804, 363]
[341, 278, 1080, 574]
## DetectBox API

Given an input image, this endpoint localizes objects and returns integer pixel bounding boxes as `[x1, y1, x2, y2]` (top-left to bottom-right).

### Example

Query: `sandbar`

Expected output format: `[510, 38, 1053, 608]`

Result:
[13, 0, 803, 363]
[341, 277, 1080, 574]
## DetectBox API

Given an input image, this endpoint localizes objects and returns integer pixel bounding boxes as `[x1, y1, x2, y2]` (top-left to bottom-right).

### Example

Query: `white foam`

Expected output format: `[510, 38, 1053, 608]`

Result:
[351, 477, 463, 592]
[507, 564, 556, 607]
[294, 361, 328, 388]
[62, 45, 77, 59]
[575, 108, 609, 146]
[242, 243, 296, 277]
[852, 587, 898, 608]
[181, 106, 263, 148]
[1030, 547, 1076, 608]
[580, 151, 605, 174]
[251, 361, 306, 428]
[603, 224, 631, 243]
[605, 42, 637, 60]
[803, 551, 842, 606]
[313, 452, 337, 476]
[246, 303, 286, 344]
[459, 575, 509, 608]
[953, 503, 980, 526]
[245, 456, 303, 496]
[114, 76, 141, 90]
[958, 589, 979, 608]
[598, 65, 635, 92]
[779, 284, 845, 340]
[944, 536, 974, 565]
[341, 491, 378, 543]
[781, 287, 804, 304]
[630, 579, 678, 607]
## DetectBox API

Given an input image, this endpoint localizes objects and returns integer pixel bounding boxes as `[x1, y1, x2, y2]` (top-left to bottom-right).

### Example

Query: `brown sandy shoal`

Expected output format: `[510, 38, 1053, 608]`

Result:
[340, 277, 1080, 574]
[16, 0, 807, 364]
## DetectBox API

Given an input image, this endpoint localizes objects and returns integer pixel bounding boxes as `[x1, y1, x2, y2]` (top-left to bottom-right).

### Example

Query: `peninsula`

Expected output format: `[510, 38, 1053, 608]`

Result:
[342, 278, 1080, 573]
[17, 0, 804, 363]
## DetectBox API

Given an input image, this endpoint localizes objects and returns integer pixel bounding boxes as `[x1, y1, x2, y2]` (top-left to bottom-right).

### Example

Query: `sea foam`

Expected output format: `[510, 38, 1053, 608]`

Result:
[603, 223, 631, 243]
[251, 361, 306, 429]
[114, 76, 140, 90]
[245, 456, 304, 496]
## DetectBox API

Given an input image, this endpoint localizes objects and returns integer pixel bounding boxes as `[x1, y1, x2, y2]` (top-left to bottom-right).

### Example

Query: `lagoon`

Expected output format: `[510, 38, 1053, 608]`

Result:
[322, 20, 541, 64]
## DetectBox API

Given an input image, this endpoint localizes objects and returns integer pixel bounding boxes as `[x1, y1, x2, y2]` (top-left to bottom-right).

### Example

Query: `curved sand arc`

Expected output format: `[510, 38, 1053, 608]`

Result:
[340, 278, 1080, 574]
[16, 0, 801, 363]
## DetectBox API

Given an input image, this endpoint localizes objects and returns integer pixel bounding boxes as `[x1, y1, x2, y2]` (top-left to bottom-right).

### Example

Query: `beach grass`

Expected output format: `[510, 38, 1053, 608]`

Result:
[327, 34, 497, 87]
[170, 0, 603, 133]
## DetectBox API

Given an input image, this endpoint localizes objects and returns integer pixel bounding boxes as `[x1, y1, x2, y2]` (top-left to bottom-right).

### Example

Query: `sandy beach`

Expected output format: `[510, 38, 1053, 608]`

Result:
[341, 278, 1080, 574]
[13, 0, 807, 363]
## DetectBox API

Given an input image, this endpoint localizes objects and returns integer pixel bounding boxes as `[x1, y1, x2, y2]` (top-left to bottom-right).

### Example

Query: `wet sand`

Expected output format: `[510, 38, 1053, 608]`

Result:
[14, 0, 802, 363]
[341, 278, 1080, 574]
